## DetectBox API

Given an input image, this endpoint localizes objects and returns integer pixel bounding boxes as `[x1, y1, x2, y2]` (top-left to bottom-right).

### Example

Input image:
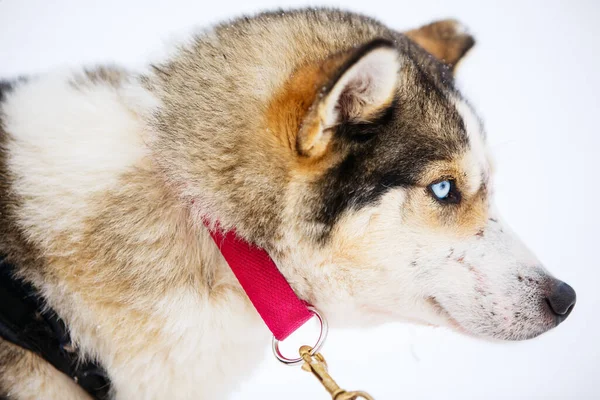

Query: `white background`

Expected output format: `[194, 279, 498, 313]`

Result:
[0, 0, 598, 399]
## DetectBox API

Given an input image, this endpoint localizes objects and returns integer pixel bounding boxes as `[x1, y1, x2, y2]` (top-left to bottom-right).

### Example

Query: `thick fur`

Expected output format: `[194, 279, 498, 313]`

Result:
[0, 9, 572, 399]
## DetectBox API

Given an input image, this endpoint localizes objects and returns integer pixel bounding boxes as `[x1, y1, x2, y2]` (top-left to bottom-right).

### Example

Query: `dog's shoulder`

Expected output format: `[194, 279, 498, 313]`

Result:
[0, 67, 152, 250]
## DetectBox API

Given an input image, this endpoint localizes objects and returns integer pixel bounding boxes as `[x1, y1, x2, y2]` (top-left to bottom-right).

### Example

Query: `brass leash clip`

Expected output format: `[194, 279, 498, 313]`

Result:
[299, 345, 374, 400]
[272, 308, 374, 399]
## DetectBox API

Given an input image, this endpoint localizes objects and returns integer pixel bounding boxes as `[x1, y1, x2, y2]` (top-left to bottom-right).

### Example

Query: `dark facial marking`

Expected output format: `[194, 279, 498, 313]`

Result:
[312, 54, 469, 237]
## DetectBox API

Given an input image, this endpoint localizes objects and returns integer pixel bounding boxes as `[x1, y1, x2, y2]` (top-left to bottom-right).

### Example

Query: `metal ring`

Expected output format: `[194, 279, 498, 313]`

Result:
[272, 306, 328, 366]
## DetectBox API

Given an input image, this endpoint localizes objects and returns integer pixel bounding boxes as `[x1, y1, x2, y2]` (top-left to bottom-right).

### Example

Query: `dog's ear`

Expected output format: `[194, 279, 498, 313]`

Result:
[297, 39, 400, 158]
[404, 19, 475, 72]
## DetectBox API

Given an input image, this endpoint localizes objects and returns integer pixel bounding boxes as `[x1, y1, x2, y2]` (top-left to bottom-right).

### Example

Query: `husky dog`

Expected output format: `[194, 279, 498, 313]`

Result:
[0, 9, 576, 399]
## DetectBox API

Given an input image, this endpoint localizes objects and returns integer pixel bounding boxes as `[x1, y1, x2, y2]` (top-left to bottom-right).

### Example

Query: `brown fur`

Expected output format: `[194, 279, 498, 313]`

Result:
[402, 183, 489, 238]
[266, 51, 344, 154]
[0, 87, 87, 397]
[410, 157, 489, 236]
[143, 10, 397, 245]
[70, 67, 129, 90]
[405, 19, 475, 70]
[0, 340, 90, 399]
[0, 9, 479, 398]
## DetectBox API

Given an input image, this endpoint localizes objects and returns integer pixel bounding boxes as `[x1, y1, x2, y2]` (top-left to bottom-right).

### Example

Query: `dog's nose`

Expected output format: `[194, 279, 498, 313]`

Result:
[545, 280, 576, 324]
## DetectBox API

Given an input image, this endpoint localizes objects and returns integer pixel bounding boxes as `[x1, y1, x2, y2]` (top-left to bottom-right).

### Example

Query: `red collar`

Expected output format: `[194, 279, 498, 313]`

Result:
[205, 225, 313, 341]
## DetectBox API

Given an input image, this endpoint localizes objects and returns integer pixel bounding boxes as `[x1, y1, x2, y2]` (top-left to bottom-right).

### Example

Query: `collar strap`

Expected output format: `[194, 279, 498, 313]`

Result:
[205, 225, 313, 341]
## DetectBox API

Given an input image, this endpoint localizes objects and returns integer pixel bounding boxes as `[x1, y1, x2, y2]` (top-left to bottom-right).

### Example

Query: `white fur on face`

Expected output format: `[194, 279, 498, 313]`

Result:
[281, 97, 558, 341]
[285, 189, 554, 341]
[454, 97, 491, 190]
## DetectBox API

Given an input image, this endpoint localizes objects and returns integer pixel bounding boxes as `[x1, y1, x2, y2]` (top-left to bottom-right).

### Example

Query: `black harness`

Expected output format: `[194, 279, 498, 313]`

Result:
[0, 256, 111, 399]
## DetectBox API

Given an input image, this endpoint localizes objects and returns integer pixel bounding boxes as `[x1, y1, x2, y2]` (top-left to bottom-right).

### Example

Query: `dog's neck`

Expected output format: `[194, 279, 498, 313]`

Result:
[137, 17, 391, 250]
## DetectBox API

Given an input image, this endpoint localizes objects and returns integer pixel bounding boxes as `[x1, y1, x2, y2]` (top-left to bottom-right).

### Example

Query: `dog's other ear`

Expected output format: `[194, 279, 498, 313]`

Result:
[404, 19, 475, 72]
[297, 39, 400, 158]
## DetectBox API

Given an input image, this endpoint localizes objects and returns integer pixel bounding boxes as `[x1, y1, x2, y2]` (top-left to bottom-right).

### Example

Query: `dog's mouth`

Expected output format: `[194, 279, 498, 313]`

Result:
[425, 296, 467, 334]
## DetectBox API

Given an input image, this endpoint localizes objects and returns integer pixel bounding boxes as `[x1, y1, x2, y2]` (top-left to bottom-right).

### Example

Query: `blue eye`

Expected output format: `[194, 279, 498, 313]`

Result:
[431, 180, 451, 199]
[428, 180, 460, 203]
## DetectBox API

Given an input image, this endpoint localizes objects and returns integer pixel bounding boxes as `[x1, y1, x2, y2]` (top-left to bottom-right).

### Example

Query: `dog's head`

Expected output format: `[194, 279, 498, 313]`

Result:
[153, 13, 576, 341]
[264, 19, 575, 341]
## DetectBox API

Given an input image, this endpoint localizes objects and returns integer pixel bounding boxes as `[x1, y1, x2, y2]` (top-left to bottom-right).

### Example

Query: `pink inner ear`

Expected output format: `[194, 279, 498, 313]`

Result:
[336, 78, 370, 120]
[297, 44, 399, 158]
[323, 46, 400, 124]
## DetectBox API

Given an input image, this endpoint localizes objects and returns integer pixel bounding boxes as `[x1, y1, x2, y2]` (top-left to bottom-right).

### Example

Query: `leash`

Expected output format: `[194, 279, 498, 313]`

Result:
[206, 224, 375, 399]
